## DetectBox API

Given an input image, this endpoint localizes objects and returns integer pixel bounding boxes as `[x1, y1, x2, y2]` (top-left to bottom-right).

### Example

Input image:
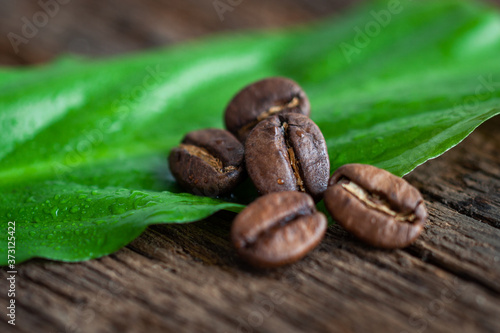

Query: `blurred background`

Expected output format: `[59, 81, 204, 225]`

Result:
[0, 0, 364, 66]
[3, 0, 500, 67]
[3, 0, 500, 66]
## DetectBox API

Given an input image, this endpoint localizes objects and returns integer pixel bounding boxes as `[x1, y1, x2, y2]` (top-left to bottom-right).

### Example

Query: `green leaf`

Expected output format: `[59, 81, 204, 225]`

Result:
[1, 0, 500, 264]
[2, 182, 243, 263]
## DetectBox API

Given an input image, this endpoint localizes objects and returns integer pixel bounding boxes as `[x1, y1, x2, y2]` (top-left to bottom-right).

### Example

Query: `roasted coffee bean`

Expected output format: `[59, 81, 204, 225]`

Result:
[231, 191, 327, 268]
[245, 113, 329, 201]
[224, 77, 310, 142]
[169, 129, 245, 197]
[324, 164, 427, 248]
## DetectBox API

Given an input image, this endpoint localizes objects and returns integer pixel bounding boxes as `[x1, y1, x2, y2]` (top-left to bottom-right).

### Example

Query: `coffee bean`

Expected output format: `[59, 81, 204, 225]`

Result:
[324, 164, 427, 248]
[231, 191, 327, 268]
[169, 129, 245, 197]
[245, 113, 329, 201]
[224, 77, 310, 142]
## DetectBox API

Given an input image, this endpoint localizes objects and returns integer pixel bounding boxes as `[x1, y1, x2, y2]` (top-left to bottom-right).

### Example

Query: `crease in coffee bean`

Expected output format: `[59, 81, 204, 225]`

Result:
[237, 96, 300, 138]
[241, 207, 315, 249]
[179, 144, 237, 173]
[258, 96, 300, 121]
[339, 178, 417, 223]
[281, 121, 305, 192]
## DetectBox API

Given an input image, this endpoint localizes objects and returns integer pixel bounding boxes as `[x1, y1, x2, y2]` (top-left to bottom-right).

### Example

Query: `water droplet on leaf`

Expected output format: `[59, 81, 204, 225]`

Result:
[70, 205, 80, 213]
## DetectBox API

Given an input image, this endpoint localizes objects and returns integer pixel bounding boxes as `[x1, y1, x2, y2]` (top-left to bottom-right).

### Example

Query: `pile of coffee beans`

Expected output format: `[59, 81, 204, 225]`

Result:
[169, 77, 427, 268]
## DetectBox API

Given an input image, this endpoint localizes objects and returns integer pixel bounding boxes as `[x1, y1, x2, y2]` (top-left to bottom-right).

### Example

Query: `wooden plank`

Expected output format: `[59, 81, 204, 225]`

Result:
[1, 1, 500, 332]
[1, 119, 499, 332]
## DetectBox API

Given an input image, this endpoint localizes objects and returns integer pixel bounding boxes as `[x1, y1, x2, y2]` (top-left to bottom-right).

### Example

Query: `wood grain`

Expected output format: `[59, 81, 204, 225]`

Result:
[1, 1, 500, 332]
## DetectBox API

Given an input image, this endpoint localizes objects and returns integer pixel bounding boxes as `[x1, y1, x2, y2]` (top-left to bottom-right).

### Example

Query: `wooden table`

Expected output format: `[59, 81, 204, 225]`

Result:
[1, 1, 500, 332]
